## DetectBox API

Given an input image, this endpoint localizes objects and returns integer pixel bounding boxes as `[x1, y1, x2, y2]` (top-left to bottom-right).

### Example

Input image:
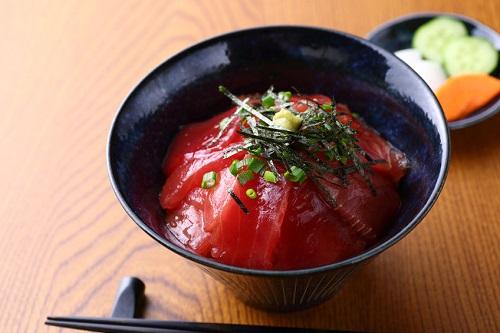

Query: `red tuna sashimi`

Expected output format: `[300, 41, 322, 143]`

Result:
[318, 173, 400, 241]
[355, 124, 408, 183]
[291, 98, 407, 183]
[164, 187, 211, 256]
[206, 169, 291, 269]
[160, 93, 407, 270]
[290, 95, 332, 112]
[163, 108, 241, 175]
[166, 168, 291, 269]
[160, 146, 245, 210]
[336, 105, 408, 183]
[274, 181, 366, 270]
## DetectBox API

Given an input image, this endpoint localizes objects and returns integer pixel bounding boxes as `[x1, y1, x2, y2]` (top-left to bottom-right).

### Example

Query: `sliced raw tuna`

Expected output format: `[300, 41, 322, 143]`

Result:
[160, 94, 407, 270]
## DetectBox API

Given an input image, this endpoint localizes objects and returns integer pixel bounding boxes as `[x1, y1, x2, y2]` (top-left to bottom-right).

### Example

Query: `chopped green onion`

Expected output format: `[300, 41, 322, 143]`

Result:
[248, 145, 263, 156]
[325, 150, 335, 161]
[321, 103, 333, 111]
[324, 123, 332, 131]
[248, 158, 265, 173]
[236, 158, 250, 169]
[231, 157, 265, 175]
[261, 94, 275, 108]
[201, 171, 217, 189]
[237, 170, 254, 185]
[263, 170, 278, 183]
[229, 160, 240, 176]
[284, 166, 306, 183]
[245, 188, 257, 199]
[278, 91, 292, 101]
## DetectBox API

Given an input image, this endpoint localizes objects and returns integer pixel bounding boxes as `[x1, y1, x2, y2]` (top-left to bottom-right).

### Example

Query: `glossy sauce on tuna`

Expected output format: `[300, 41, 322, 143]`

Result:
[160, 94, 408, 270]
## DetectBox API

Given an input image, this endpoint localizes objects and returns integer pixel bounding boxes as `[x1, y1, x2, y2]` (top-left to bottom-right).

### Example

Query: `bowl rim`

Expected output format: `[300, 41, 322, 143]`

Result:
[366, 11, 500, 130]
[107, 25, 450, 277]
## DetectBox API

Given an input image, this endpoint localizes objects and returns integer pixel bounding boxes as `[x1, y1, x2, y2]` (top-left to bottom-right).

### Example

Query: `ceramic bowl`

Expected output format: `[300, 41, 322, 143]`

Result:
[108, 26, 449, 311]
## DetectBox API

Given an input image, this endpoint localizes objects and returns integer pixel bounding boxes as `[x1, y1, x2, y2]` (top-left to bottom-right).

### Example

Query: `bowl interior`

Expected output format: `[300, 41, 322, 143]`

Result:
[108, 26, 449, 274]
[367, 13, 500, 130]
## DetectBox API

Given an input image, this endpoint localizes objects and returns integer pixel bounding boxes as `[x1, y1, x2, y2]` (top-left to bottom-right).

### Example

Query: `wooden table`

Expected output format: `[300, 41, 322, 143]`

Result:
[1, 1, 499, 332]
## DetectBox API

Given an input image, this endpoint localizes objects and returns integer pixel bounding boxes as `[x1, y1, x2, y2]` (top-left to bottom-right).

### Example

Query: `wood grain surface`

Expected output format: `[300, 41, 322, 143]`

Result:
[1, 0, 499, 332]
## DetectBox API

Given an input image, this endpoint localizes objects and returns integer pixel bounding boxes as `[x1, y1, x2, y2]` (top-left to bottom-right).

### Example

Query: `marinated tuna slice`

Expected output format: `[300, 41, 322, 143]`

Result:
[274, 181, 366, 270]
[160, 89, 408, 270]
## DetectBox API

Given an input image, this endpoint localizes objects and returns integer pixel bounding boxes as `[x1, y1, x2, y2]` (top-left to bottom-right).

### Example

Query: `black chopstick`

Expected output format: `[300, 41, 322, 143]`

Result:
[45, 319, 194, 333]
[46, 316, 360, 333]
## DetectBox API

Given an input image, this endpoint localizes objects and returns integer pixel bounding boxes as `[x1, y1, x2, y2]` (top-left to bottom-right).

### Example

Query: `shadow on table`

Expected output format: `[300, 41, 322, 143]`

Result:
[239, 257, 421, 332]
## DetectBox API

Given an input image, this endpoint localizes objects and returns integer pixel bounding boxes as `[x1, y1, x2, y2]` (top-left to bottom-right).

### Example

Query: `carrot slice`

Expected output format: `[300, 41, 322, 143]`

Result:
[436, 74, 500, 121]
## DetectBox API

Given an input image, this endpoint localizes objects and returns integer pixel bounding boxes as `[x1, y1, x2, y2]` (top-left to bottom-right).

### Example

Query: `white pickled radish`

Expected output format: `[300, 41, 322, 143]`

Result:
[395, 48, 423, 63]
[395, 48, 447, 92]
[409, 60, 447, 92]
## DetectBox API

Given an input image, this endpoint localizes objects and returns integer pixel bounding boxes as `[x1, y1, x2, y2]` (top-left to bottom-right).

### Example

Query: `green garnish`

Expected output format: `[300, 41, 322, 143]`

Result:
[261, 94, 275, 108]
[278, 91, 292, 101]
[325, 150, 335, 161]
[284, 166, 307, 183]
[246, 188, 257, 199]
[263, 170, 278, 183]
[231, 157, 265, 175]
[237, 170, 254, 185]
[229, 160, 240, 176]
[248, 145, 263, 156]
[248, 158, 265, 173]
[236, 158, 250, 169]
[201, 171, 217, 189]
[216, 85, 384, 206]
[321, 103, 333, 111]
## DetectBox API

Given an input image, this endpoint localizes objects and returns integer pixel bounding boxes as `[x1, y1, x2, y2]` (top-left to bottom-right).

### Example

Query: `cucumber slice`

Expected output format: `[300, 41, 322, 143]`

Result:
[443, 36, 499, 76]
[412, 16, 467, 63]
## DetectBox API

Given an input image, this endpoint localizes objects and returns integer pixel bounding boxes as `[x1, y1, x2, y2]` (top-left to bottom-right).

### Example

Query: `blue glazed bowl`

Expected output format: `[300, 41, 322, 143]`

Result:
[367, 12, 500, 130]
[107, 26, 450, 311]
